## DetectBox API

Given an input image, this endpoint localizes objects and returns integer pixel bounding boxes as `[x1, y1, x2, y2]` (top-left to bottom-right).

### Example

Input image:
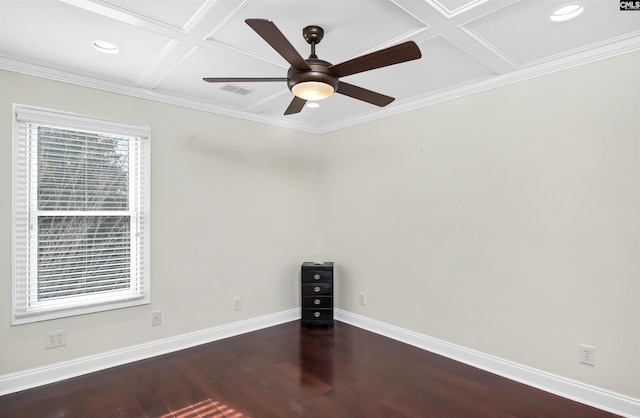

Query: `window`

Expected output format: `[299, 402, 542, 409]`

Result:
[12, 105, 150, 324]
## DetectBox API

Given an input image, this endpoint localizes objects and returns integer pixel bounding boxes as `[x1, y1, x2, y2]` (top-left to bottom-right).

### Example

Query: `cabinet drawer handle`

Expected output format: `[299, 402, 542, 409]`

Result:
[313, 274, 321, 280]
[314, 311, 321, 318]
[314, 299, 321, 305]
[313, 286, 321, 293]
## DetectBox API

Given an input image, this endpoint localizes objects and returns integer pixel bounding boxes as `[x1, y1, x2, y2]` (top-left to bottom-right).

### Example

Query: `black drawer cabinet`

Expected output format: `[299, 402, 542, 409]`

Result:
[301, 262, 334, 326]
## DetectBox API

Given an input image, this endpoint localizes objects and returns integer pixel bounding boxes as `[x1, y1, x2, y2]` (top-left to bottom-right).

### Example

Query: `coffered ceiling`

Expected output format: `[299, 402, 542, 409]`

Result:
[1, 0, 639, 133]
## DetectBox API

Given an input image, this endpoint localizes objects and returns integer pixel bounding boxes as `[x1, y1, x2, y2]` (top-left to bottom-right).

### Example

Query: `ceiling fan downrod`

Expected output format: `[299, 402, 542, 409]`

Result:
[303, 25, 324, 59]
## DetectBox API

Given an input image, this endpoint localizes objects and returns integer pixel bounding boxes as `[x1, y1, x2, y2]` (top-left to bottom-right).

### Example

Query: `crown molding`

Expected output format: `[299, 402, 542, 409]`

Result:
[319, 34, 640, 133]
[2, 34, 640, 135]
[0, 53, 321, 134]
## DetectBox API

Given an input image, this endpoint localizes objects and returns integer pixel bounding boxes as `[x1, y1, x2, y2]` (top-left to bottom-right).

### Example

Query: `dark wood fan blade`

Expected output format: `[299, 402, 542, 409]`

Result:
[203, 77, 287, 83]
[245, 19, 311, 71]
[336, 82, 395, 107]
[329, 41, 421, 78]
[284, 96, 306, 115]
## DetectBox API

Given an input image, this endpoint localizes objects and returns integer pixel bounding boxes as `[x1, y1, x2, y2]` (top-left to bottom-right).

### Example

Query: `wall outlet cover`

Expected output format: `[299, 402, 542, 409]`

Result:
[45, 330, 66, 349]
[152, 311, 162, 326]
[580, 344, 595, 366]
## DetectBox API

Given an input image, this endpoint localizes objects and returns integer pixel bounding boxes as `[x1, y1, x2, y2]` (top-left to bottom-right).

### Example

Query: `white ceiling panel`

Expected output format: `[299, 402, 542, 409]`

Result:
[431, 0, 490, 17]
[103, 0, 209, 30]
[156, 47, 288, 109]
[344, 36, 497, 102]
[1, 0, 639, 133]
[0, 0, 174, 85]
[207, 0, 427, 67]
[464, 1, 640, 67]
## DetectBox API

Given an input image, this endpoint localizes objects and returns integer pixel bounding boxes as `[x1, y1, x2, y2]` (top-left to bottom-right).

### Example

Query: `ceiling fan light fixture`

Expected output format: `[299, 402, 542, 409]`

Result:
[291, 81, 335, 101]
[549, 3, 585, 22]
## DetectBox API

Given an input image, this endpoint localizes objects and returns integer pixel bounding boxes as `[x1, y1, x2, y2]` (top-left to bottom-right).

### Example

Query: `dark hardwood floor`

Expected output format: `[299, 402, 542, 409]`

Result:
[0, 320, 619, 417]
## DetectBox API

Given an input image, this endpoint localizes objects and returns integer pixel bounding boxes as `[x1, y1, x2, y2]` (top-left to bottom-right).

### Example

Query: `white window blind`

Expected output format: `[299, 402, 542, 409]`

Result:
[12, 105, 150, 324]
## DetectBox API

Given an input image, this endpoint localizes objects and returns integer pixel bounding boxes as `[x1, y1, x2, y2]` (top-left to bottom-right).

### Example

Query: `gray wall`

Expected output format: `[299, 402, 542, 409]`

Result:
[319, 51, 640, 399]
[0, 70, 321, 373]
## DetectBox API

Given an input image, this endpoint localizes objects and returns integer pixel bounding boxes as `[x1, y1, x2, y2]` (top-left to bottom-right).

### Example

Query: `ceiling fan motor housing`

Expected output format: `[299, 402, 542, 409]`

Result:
[287, 59, 339, 94]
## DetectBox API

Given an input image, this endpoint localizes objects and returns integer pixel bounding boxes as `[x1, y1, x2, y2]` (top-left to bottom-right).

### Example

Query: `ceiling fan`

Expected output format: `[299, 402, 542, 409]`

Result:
[203, 19, 422, 115]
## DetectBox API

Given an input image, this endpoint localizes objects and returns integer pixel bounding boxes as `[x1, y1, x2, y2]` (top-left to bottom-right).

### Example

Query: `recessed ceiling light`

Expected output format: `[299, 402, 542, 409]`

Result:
[306, 102, 320, 109]
[93, 40, 119, 54]
[550, 3, 585, 22]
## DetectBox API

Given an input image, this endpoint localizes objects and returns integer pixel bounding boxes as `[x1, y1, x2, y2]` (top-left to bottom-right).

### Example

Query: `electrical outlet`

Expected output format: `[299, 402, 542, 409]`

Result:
[152, 311, 162, 326]
[580, 344, 595, 366]
[359, 292, 366, 306]
[233, 297, 242, 311]
[45, 330, 66, 349]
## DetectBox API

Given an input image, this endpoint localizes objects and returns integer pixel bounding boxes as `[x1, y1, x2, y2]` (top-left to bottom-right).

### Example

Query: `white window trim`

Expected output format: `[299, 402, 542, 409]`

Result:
[12, 104, 151, 325]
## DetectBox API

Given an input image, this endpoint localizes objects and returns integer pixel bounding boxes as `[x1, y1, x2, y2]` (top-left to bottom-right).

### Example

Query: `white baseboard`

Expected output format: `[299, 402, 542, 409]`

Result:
[3, 308, 639, 418]
[0, 308, 299, 396]
[334, 309, 640, 418]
